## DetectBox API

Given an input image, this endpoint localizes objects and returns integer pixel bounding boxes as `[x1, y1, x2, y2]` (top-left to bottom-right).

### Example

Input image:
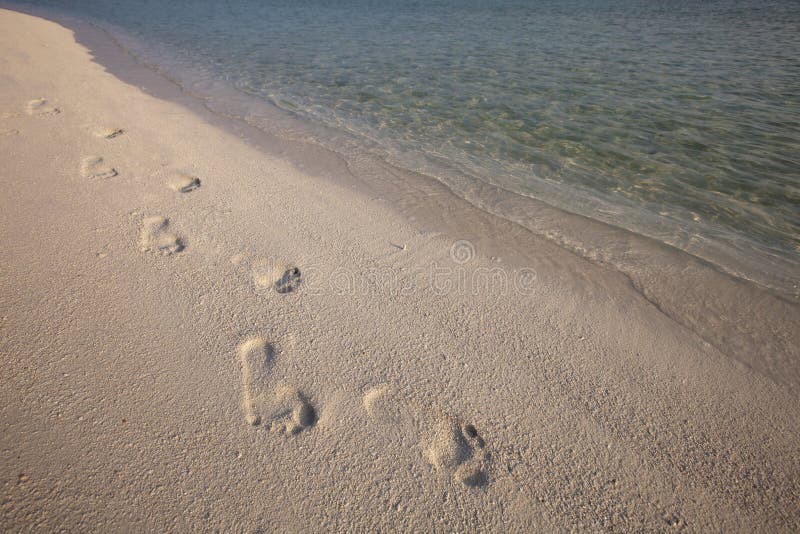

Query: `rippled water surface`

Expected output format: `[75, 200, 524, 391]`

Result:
[22, 0, 800, 293]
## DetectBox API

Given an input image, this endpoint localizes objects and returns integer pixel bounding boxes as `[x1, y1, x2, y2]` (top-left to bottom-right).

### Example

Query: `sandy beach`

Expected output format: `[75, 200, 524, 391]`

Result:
[1, 7, 799, 531]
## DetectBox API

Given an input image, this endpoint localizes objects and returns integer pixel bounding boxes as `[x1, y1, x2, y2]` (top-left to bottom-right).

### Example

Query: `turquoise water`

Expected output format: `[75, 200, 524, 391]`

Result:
[20, 0, 800, 293]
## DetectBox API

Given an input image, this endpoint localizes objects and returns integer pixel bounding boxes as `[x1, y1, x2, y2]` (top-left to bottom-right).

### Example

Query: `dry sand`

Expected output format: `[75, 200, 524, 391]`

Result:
[1, 8, 799, 532]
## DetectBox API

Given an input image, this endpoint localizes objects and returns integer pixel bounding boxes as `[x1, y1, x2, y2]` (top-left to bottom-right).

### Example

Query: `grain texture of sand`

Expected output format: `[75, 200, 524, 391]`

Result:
[1, 8, 799, 531]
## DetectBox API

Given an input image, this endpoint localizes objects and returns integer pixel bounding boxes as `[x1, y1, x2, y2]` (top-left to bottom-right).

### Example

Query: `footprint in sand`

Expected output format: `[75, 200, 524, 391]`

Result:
[166, 173, 201, 193]
[238, 337, 317, 435]
[363, 384, 404, 423]
[139, 215, 184, 255]
[26, 98, 60, 116]
[80, 156, 118, 179]
[363, 385, 491, 487]
[0, 128, 19, 136]
[251, 259, 302, 294]
[425, 419, 489, 487]
[93, 127, 124, 140]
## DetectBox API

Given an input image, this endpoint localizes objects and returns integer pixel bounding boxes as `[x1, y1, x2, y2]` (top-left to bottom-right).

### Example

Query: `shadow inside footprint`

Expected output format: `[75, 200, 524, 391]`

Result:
[274, 267, 301, 294]
[81, 156, 118, 179]
[26, 98, 60, 116]
[251, 261, 302, 294]
[454, 464, 489, 487]
[463, 424, 486, 449]
[167, 174, 201, 193]
[139, 216, 184, 255]
[287, 397, 317, 434]
[267, 387, 317, 435]
[92, 127, 124, 139]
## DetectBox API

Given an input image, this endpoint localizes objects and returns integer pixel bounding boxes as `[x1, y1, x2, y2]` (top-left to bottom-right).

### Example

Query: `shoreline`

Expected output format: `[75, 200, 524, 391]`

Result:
[19, 4, 799, 388]
[14, 1, 799, 303]
[2, 7, 799, 531]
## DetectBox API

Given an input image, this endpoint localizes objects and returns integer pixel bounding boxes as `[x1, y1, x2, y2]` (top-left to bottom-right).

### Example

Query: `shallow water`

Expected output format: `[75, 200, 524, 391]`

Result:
[19, 0, 800, 295]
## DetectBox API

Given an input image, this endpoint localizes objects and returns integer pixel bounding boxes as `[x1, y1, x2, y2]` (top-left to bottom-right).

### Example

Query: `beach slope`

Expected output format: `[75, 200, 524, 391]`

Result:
[1, 8, 799, 531]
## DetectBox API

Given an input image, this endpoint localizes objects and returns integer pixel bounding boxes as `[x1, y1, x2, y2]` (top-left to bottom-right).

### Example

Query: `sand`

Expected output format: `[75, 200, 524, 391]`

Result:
[1, 7, 799, 532]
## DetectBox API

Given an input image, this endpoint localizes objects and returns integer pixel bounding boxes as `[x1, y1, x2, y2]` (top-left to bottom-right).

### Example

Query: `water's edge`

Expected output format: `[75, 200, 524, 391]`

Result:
[8, 4, 799, 391]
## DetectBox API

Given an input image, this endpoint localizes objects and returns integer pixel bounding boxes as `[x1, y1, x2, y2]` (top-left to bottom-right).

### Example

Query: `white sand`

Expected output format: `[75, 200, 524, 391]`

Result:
[1, 8, 799, 531]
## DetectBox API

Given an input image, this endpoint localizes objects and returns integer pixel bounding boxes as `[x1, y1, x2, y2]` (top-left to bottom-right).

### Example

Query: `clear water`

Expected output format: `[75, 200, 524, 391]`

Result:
[21, 0, 800, 294]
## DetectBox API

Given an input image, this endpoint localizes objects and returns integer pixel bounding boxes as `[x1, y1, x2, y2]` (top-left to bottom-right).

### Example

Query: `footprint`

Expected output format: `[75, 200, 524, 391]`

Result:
[251, 260, 302, 294]
[139, 216, 184, 255]
[239, 338, 275, 425]
[363, 384, 404, 424]
[425, 419, 489, 487]
[26, 98, 60, 116]
[80, 156, 118, 179]
[363, 386, 490, 487]
[363, 385, 391, 415]
[167, 173, 201, 193]
[0, 128, 18, 136]
[264, 385, 317, 435]
[93, 127, 124, 139]
[275, 267, 302, 294]
[238, 337, 316, 434]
